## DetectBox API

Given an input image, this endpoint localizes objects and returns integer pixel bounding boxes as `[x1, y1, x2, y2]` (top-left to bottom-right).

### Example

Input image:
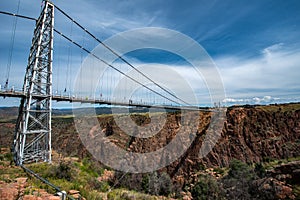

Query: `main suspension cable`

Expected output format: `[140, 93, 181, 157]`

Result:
[53, 4, 191, 106]
[54, 29, 182, 106]
[0, 11, 36, 21]
[0, 9, 188, 106]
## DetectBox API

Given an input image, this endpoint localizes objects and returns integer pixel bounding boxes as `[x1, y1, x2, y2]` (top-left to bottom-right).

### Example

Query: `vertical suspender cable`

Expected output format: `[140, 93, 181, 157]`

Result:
[5, 0, 21, 90]
[80, 32, 86, 97]
[53, 29, 187, 106]
[69, 23, 73, 96]
[53, 4, 191, 106]
[65, 21, 73, 93]
[56, 36, 61, 94]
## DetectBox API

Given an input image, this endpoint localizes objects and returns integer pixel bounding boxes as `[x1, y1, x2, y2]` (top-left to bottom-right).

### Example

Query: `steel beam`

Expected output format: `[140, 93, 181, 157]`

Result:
[13, 1, 54, 165]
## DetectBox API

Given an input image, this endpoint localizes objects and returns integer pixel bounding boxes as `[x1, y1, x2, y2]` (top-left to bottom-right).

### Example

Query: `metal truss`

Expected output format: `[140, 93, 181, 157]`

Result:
[13, 1, 54, 165]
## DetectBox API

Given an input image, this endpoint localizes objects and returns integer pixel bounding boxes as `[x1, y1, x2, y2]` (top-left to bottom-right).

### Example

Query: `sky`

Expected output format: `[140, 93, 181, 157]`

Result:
[0, 0, 300, 107]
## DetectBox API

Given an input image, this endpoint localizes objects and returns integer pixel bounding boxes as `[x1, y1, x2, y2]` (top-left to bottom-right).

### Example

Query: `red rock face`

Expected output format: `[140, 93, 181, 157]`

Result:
[251, 177, 295, 199]
[1, 104, 299, 180]
[163, 106, 299, 179]
[205, 107, 300, 167]
[0, 182, 19, 200]
[0, 178, 62, 200]
[48, 104, 300, 178]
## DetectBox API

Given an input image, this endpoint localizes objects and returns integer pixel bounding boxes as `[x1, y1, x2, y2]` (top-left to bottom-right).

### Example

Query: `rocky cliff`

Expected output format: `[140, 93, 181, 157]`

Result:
[167, 103, 300, 179]
[1, 103, 299, 178]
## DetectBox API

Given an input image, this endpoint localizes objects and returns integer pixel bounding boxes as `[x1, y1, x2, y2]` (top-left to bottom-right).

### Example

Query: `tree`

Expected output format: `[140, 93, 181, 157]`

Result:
[222, 159, 254, 199]
[191, 174, 225, 200]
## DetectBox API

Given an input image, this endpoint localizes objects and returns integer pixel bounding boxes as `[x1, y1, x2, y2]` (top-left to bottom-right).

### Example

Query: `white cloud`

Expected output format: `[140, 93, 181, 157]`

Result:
[261, 43, 284, 56]
[222, 95, 285, 105]
[222, 98, 245, 103]
[216, 43, 300, 101]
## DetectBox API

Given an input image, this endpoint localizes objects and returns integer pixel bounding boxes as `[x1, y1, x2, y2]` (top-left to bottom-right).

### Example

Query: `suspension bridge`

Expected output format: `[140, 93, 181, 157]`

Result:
[0, 0, 211, 167]
[0, 89, 202, 110]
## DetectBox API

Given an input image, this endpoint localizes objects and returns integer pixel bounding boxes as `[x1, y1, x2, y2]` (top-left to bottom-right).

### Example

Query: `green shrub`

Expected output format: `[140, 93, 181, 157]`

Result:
[228, 159, 253, 180]
[4, 152, 13, 162]
[88, 177, 110, 192]
[141, 174, 150, 193]
[222, 159, 255, 199]
[148, 171, 173, 196]
[56, 162, 72, 180]
[44, 162, 73, 181]
[80, 189, 105, 200]
[191, 174, 224, 200]
[254, 163, 266, 178]
[80, 158, 100, 177]
[158, 172, 173, 196]
[213, 167, 225, 176]
[107, 189, 157, 200]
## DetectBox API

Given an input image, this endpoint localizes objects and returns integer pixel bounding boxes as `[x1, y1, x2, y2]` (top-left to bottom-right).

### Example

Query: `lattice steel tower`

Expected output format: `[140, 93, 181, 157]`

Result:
[13, 1, 54, 165]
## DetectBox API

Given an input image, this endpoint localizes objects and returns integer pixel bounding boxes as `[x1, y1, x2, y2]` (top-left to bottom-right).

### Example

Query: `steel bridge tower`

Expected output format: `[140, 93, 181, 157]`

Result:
[13, 1, 54, 165]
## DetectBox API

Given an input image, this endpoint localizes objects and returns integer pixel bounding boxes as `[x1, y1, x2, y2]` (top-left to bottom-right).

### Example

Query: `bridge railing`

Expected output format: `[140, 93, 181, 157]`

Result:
[0, 87, 189, 110]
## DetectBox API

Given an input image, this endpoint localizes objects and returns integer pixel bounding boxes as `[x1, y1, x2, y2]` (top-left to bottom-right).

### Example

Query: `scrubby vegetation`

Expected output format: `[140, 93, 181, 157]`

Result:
[0, 149, 175, 199]
[1, 103, 300, 199]
[1, 149, 300, 199]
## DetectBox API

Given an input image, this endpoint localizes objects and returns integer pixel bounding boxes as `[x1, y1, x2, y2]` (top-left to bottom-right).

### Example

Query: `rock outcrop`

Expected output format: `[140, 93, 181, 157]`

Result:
[0, 178, 62, 200]
[269, 160, 300, 184]
[167, 105, 300, 178]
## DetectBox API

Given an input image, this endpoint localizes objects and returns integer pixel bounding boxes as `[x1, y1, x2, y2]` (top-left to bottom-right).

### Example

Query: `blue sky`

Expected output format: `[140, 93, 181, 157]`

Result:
[0, 0, 300, 107]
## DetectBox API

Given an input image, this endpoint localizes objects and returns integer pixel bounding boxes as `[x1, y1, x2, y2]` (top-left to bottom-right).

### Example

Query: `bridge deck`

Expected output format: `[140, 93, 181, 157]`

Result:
[0, 90, 209, 111]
